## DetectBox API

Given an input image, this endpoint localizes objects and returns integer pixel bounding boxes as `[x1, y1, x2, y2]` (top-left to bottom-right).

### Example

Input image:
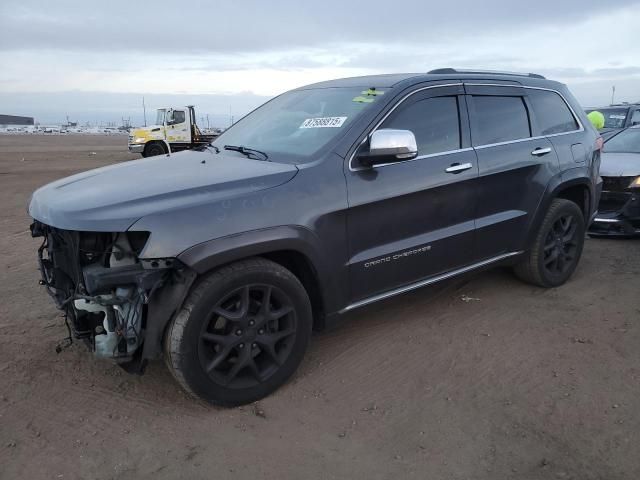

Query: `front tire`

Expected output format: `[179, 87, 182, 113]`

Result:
[165, 258, 312, 406]
[514, 198, 585, 287]
[143, 142, 166, 157]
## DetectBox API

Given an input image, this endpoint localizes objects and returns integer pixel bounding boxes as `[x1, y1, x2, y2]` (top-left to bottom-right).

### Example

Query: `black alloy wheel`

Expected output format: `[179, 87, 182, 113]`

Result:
[197, 284, 297, 389]
[165, 258, 312, 406]
[514, 198, 585, 287]
[542, 214, 580, 276]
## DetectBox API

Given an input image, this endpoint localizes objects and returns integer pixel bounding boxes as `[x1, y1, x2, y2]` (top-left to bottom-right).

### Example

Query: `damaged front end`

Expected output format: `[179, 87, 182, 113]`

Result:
[589, 176, 640, 236]
[31, 221, 194, 367]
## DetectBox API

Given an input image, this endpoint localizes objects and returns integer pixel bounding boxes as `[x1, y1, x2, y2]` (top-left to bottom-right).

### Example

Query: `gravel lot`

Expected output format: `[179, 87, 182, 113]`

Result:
[1, 135, 639, 480]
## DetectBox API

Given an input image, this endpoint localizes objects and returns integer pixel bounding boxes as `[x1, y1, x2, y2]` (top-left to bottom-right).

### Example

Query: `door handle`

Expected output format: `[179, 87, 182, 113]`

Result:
[445, 162, 473, 174]
[531, 147, 552, 156]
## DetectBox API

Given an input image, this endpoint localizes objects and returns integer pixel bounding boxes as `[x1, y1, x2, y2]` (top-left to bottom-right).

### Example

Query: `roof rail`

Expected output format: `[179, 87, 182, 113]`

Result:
[428, 68, 546, 80]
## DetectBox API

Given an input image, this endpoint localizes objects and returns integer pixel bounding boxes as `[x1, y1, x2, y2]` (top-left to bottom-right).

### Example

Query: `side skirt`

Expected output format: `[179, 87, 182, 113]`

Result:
[340, 251, 523, 314]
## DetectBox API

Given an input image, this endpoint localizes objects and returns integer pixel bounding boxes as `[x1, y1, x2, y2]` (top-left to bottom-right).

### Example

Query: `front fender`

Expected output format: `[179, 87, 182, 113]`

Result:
[177, 225, 345, 316]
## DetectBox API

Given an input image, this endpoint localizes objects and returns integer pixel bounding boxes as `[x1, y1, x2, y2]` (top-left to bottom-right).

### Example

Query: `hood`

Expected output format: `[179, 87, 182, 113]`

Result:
[29, 149, 298, 232]
[600, 152, 640, 177]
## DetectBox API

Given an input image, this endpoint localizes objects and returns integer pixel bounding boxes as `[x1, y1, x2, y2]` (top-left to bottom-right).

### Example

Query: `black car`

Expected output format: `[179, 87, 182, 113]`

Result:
[585, 104, 640, 138]
[28, 69, 601, 406]
[589, 126, 640, 236]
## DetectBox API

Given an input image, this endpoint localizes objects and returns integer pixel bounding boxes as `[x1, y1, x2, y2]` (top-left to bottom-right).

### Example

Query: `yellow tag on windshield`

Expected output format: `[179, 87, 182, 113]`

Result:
[352, 96, 375, 103]
[361, 88, 384, 96]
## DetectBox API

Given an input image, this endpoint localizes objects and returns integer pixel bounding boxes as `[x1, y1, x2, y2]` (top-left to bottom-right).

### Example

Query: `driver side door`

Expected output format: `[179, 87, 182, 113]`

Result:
[166, 109, 190, 142]
[345, 84, 479, 303]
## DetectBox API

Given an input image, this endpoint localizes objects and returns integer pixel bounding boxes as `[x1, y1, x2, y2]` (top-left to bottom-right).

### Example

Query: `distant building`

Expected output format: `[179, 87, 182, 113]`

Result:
[0, 114, 34, 126]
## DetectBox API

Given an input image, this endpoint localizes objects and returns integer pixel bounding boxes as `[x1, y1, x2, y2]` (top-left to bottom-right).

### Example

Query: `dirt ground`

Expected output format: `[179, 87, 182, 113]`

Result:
[0, 134, 639, 480]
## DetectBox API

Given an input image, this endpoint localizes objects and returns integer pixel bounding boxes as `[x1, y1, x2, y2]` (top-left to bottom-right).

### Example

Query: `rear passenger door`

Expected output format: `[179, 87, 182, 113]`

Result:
[526, 88, 584, 170]
[466, 85, 560, 260]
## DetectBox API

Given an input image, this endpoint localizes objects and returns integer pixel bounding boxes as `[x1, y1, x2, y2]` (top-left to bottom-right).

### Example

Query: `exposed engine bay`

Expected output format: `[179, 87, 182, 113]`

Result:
[30, 221, 182, 363]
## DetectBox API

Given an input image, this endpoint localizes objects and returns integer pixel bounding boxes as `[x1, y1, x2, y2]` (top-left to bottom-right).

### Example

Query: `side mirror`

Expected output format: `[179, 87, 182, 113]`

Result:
[357, 129, 418, 167]
[165, 109, 175, 125]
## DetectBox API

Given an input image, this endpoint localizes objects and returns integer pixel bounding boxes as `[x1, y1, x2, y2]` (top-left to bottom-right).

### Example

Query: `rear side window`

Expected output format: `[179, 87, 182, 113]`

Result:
[528, 90, 578, 135]
[472, 96, 530, 145]
[380, 96, 460, 156]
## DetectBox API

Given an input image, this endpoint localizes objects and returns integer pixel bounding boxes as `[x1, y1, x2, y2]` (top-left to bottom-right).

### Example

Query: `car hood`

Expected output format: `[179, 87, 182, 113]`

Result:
[29, 149, 298, 232]
[600, 152, 640, 177]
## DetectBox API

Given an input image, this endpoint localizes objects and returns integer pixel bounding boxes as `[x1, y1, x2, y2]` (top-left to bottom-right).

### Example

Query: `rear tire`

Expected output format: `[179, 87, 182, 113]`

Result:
[143, 142, 166, 157]
[164, 258, 312, 406]
[514, 198, 585, 287]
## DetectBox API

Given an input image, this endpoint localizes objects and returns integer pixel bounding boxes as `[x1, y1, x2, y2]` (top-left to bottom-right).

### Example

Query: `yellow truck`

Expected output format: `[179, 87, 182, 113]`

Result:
[128, 106, 219, 157]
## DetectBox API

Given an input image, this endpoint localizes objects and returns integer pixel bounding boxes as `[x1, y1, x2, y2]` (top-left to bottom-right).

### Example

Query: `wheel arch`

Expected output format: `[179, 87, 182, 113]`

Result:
[177, 226, 335, 330]
[143, 140, 170, 156]
[525, 173, 593, 250]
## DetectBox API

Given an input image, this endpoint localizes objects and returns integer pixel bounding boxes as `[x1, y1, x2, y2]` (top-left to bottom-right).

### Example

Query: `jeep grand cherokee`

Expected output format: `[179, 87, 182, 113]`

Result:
[29, 69, 602, 406]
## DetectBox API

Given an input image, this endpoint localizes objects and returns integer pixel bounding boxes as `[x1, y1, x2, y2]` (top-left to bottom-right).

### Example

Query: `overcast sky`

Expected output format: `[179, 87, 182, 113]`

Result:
[1, 0, 639, 125]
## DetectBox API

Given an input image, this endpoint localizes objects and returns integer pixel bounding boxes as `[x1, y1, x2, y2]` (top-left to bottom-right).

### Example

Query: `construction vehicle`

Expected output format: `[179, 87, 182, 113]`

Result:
[128, 106, 219, 157]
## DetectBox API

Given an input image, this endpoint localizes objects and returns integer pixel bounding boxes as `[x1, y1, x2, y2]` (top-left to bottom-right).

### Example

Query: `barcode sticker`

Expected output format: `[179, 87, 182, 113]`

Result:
[300, 116, 347, 128]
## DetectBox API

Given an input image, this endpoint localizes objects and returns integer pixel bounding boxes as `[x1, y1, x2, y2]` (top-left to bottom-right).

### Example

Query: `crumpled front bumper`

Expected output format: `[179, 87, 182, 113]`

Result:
[589, 188, 640, 236]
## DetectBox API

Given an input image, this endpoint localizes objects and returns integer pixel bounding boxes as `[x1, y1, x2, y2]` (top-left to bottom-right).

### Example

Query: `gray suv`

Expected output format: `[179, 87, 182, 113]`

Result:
[29, 69, 602, 406]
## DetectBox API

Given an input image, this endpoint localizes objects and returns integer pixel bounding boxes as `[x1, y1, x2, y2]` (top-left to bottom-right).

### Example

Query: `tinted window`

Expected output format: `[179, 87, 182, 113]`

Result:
[604, 128, 640, 153]
[586, 108, 629, 129]
[528, 90, 578, 135]
[381, 96, 460, 155]
[630, 109, 640, 126]
[472, 96, 530, 145]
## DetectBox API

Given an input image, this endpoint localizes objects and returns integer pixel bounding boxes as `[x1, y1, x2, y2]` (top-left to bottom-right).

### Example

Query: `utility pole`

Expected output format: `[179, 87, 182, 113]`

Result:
[142, 96, 147, 127]
[611, 86, 616, 105]
[206, 114, 210, 129]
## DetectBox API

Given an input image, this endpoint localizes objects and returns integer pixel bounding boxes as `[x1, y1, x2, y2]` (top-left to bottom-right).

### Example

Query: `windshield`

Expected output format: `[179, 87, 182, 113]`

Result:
[155, 109, 166, 126]
[604, 128, 640, 153]
[213, 87, 387, 161]
[586, 108, 629, 129]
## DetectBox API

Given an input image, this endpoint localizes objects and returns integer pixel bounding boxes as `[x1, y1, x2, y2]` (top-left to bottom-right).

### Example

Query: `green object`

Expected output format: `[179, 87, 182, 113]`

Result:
[587, 110, 605, 130]
[352, 96, 374, 103]
[361, 88, 384, 96]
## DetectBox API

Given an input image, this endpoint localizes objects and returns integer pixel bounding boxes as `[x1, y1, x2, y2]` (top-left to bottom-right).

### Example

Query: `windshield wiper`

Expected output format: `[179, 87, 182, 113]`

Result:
[223, 145, 269, 161]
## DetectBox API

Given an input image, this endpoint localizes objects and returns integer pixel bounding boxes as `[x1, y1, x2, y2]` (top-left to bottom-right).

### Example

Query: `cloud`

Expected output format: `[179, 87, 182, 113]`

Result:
[0, 0, 639, 121]
[1, 0, 639, 54]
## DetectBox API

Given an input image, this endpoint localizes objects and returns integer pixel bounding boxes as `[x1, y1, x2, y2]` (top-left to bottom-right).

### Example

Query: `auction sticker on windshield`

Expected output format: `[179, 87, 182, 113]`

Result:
[300, 116, 347, 128]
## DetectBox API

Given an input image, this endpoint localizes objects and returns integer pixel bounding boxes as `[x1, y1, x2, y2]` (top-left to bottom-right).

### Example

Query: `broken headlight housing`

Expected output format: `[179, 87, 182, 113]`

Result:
[31, 222, 174, 360]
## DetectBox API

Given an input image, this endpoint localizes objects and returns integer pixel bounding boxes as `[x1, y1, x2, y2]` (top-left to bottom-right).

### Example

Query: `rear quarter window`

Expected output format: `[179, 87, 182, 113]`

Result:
[471, 96, 531, 145]
[528, 90, 578, 135]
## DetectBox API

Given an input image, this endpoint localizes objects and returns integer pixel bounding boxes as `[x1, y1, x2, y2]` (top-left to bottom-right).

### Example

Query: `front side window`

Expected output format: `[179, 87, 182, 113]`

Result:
[380, 96, 460, 156]
[472, 96, 531, 145]
[604, 128, 640, 153]
[172, 110, 186, 124]
[528, 89, 578, 135]
[213, 87, 386, 161]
